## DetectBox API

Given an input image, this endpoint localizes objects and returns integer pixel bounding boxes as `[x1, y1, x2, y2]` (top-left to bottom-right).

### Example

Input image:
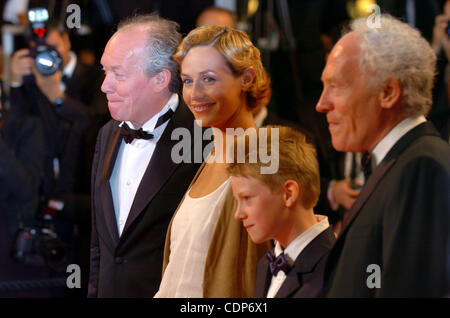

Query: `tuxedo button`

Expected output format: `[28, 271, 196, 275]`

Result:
[115, 257, 123, 264]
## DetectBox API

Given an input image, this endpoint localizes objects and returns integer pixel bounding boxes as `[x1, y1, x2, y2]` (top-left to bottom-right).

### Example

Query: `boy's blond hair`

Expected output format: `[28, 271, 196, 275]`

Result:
[227, 125, 320, 209]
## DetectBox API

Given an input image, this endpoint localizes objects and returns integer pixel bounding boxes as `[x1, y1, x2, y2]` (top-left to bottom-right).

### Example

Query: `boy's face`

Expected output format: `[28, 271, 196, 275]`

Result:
[231, 175, 289, 244]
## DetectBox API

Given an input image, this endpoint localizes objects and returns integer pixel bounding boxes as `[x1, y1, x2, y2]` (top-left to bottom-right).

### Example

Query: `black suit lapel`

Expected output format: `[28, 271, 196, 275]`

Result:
[99, 124, 122, 244]
[121, 101, 196, 237]
[255, 257, 273, 298]
[338, 122, 439, 238]
[339, 158, 396, 236]
[275, 227, 334, 298]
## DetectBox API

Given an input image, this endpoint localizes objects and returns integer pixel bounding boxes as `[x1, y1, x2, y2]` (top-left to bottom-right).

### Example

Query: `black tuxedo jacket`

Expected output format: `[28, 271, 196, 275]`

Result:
[88, 100, 202, 297]
[324, 122, 450, 297]
[254, 227, 335, 298]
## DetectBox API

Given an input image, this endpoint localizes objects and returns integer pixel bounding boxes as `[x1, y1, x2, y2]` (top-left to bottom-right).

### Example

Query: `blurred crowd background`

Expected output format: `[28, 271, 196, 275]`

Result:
[0, 0, 448, 298]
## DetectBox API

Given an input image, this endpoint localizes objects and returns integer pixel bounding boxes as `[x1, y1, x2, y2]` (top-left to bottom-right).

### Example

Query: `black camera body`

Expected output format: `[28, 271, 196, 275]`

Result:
[27, 8, 62, 76]
[12, 224, 68, 271]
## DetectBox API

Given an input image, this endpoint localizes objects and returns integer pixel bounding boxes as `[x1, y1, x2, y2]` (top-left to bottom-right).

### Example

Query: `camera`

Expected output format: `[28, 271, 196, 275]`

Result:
[11, 217, 68, 271]
[27, 7, 62, 76]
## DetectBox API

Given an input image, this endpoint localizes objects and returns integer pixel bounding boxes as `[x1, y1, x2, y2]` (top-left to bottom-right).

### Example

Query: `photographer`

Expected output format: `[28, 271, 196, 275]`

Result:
[10, 17, 107, 196]
[7, 13, 107, 295]
[0, 82, 57, 297]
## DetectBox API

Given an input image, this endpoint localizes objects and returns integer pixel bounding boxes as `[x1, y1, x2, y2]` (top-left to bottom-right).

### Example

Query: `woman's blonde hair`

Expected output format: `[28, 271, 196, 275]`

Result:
[173, 25, 271, 109]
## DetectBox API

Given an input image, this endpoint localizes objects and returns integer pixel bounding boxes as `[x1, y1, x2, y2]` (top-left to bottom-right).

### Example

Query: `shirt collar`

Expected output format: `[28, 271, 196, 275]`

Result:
[371, 116, 426, 166]
[63, 51, 77, 79]
[274, 215, 330, 265]
[122, 93, 179, 133]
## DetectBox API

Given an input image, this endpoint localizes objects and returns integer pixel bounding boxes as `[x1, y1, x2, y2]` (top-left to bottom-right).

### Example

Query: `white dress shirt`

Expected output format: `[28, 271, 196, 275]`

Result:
[109, 93, 179, 236]
[266, 215, 330, 298]
[371, 116, 426, 166]
[60, 51, 77, 92]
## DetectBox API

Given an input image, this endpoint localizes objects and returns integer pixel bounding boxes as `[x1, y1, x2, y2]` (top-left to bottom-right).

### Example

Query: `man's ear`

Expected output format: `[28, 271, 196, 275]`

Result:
[380, 76, 401, 110]
[241, 67, 256, 91]
[153, 69, 171, 93]
[283, 180, 299, 208]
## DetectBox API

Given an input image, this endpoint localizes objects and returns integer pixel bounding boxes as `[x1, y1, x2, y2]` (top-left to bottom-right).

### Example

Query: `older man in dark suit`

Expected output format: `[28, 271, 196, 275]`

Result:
[316, 14, 450, 297]
[89, 14, 201, 297]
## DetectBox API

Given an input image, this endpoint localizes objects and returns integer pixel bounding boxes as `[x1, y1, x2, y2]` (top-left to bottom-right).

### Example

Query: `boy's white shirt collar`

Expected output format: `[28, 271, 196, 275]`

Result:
[274, 215, 330, 264]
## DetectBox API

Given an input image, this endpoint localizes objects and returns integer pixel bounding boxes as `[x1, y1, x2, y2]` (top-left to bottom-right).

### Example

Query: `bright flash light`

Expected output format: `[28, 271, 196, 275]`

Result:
[38, 57, 54, 67]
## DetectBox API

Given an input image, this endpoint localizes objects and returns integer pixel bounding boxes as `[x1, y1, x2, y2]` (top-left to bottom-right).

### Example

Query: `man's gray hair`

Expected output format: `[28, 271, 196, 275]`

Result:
[348, 14, 436, 117]
[118, 14, 182, 93]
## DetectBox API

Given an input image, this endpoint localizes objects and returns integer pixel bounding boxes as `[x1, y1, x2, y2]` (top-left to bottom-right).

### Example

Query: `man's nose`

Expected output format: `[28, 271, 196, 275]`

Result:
[316, 90, 331, 113]
[101, 73, 114, 94]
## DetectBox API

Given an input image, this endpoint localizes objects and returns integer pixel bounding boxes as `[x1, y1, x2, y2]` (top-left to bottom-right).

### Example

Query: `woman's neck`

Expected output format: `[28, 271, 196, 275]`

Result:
[211, 108, 255, 163]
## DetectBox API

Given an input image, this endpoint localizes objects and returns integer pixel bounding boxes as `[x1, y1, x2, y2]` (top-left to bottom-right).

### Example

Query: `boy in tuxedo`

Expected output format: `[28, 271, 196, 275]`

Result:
[228, 126, 335, 298]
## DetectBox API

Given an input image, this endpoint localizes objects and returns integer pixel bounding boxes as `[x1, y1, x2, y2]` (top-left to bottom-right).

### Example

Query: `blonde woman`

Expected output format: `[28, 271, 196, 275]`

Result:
[155, 26, 272, 297]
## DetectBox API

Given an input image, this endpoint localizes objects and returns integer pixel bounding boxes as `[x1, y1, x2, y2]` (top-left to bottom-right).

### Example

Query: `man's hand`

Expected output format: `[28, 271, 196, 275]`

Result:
[332, 179, 361, 211]
[32, 65, 64, 104]
[11, 48, 34, 84]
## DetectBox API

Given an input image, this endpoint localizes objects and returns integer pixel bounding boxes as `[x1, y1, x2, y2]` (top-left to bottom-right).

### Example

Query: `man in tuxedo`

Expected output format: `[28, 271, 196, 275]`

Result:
[316, 14, 450, 297]
[89, 14, 201, 297]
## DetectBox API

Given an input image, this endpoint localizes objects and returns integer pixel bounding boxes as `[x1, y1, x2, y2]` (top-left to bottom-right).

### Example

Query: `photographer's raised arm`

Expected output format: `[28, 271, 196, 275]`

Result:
[10, 48, 33, 86]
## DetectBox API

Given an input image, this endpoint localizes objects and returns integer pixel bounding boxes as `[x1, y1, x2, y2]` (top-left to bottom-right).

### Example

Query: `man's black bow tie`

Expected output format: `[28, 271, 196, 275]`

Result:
[120, 108, 175, 144]
[267, 250, 291, 276]
[120, 123, 154, 144]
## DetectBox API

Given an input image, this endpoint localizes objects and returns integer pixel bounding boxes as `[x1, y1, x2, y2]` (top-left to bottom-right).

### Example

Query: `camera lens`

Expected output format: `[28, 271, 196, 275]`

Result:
[34, 48, 62, 76]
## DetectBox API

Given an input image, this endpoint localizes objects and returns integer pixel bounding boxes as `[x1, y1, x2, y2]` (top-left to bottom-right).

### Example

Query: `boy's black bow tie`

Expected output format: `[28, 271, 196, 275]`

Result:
[267, 250, 291, 276]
